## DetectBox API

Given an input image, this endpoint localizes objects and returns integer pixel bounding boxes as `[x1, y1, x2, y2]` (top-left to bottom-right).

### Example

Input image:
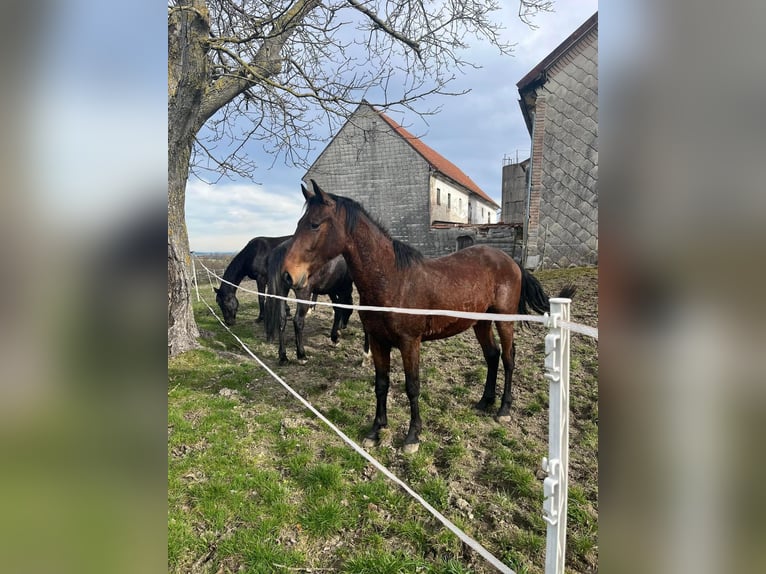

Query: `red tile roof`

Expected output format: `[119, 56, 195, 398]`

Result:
[372, 106, 499, 208]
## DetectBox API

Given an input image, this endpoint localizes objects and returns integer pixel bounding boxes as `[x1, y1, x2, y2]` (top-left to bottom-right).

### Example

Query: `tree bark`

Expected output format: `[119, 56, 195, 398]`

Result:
[168, 134, 199, 356]
[167, 0, 210, 356]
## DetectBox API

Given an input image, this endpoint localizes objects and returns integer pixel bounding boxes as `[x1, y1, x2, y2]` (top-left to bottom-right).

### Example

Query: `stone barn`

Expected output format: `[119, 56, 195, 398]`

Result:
[502, 12, 598, 269]
[304, 101, 516, 258]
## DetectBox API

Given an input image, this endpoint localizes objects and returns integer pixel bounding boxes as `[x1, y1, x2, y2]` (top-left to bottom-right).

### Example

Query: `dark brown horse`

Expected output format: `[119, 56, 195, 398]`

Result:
[281, 180, 574, 453]
[214, 235, 291, 325]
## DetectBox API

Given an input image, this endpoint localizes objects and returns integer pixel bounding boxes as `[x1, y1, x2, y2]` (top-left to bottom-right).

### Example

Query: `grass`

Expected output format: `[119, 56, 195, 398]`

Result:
[170, 265, 598, 573]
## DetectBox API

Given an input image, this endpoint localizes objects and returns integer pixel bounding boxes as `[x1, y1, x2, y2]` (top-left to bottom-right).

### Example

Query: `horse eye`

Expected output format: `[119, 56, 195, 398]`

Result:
[310, 221, 321, 230]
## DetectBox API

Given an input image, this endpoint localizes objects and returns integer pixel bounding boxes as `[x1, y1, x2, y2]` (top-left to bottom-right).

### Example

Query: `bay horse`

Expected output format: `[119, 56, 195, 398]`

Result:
[264, 239, 363, 365]
[281, 180, 575, 453]
[214, 235, 290, 325]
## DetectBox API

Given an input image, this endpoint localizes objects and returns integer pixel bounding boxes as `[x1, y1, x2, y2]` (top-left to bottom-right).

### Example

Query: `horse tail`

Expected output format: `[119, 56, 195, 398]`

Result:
[518, 267, 577, 316]
[264, 243, 289, 343]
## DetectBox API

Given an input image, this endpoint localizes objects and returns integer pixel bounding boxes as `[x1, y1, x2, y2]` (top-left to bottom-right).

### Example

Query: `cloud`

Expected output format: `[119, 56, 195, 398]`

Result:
[186, 180, 306, 252]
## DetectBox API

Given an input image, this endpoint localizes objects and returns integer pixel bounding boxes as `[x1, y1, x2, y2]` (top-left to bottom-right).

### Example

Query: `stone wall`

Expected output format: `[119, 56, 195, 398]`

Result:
[501, 161, 528, 225]
[305, 104, 434, 253]
[535, 26, 598, 268]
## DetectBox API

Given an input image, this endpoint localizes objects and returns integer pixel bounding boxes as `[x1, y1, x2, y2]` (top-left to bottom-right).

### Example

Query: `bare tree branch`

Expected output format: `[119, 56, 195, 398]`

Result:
[346, 0, 422, 58]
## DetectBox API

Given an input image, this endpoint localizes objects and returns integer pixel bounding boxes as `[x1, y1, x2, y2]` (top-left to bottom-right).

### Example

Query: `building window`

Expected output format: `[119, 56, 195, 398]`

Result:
[447, 193, 451, 210]
[436, 188, 441, 205]
[459, 198, 462, 215]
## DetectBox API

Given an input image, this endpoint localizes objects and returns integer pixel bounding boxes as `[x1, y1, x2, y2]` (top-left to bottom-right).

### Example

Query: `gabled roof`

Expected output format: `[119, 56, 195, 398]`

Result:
[517, 11, 598, 94]
[371, 105, 500, 208]
[516, 12, 598, 133]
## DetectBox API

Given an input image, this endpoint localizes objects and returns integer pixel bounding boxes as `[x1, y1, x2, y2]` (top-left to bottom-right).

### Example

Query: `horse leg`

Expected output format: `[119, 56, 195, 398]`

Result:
[473, 321, 501, 412]
[277, 300, 289, 365]
[362, 338, 391, 448]
[294, 302, 308, 364]
[400, 338, 423, 454]
[329, 294, 341, 345]
[495, 322, 516, 422]
[256, 277, 266, 322]
[306, 292, 318, 316]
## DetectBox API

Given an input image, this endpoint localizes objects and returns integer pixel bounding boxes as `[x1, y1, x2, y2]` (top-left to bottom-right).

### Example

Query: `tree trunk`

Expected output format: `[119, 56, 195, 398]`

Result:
[167, 0, 210, 356]
[167, 0, 317, 356]
[168, 137, 199, 356]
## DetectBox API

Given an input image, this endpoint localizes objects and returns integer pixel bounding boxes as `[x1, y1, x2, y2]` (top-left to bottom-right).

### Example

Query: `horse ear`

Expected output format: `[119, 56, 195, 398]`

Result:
[311, 179, 333, 206]
[301, 183, 313, 201]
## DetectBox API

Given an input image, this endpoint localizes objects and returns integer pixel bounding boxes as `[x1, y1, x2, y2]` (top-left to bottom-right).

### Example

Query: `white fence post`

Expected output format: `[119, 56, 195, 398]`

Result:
[542, 298, 571, 574]
[191, 254, 200, 302]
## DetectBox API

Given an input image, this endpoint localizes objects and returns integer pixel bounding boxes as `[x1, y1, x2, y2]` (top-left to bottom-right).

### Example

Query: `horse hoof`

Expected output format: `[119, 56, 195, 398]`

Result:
[402, 442, 419, 454]
[297, 358, 308, 365]
[362, 437, 378, 448]
[495, 414, 511, 423]
[474, 400, 494, 412]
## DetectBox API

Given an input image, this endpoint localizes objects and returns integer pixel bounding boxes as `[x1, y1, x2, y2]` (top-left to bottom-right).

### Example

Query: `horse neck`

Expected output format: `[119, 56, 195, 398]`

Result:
[221, 251, 249, 290]
[342, 217, 399, 300]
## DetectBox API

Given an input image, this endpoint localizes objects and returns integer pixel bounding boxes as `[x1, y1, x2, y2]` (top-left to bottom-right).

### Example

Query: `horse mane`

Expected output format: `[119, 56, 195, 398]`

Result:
[310, 192, 424, 269]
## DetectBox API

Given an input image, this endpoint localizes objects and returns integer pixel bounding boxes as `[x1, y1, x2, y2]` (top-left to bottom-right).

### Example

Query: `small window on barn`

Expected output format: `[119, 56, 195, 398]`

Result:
[436, 188, 441, 205]
[447, 193, 451, 209]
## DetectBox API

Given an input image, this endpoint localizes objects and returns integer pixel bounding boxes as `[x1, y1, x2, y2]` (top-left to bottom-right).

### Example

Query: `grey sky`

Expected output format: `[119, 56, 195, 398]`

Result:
[187, 1, 599, 252]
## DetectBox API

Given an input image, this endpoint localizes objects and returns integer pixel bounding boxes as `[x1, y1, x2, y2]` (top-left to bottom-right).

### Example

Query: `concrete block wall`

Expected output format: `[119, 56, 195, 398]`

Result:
[305, 104, 434, 253]
[536, 27, 599, 268]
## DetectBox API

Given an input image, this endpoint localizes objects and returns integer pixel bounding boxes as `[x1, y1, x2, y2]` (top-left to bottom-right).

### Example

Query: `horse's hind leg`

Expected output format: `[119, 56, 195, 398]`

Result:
[473, 321, 500, 412]
[495, 322, 516, 422]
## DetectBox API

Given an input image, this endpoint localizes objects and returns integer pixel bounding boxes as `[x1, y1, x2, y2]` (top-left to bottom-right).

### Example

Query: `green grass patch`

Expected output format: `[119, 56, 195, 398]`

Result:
[171, 265, 598, 573]
[300, 498, 348, 536]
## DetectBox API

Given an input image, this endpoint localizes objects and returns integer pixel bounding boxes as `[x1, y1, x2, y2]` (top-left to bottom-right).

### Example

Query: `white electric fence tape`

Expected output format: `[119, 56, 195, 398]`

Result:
[193, 256, 598, 340]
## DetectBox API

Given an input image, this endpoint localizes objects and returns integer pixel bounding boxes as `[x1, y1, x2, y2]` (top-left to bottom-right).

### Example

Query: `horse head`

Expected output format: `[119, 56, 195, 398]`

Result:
[282, 180, 346, 290]
[214, 286, 239, 326]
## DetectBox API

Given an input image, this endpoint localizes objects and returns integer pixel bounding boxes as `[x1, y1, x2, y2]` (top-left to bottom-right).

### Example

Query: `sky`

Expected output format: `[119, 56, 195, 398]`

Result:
[186, 1, 600, 253]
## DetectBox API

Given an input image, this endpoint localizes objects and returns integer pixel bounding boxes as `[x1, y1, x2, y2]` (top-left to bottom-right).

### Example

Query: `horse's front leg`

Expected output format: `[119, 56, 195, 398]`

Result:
[362, 338, 391, 448]
[256, 277, 266, 322]
[400, 338, 423, 454]
[277, 301, 289, 365]
[294, 303, 308, 364]
[329, 293, 342, 344]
